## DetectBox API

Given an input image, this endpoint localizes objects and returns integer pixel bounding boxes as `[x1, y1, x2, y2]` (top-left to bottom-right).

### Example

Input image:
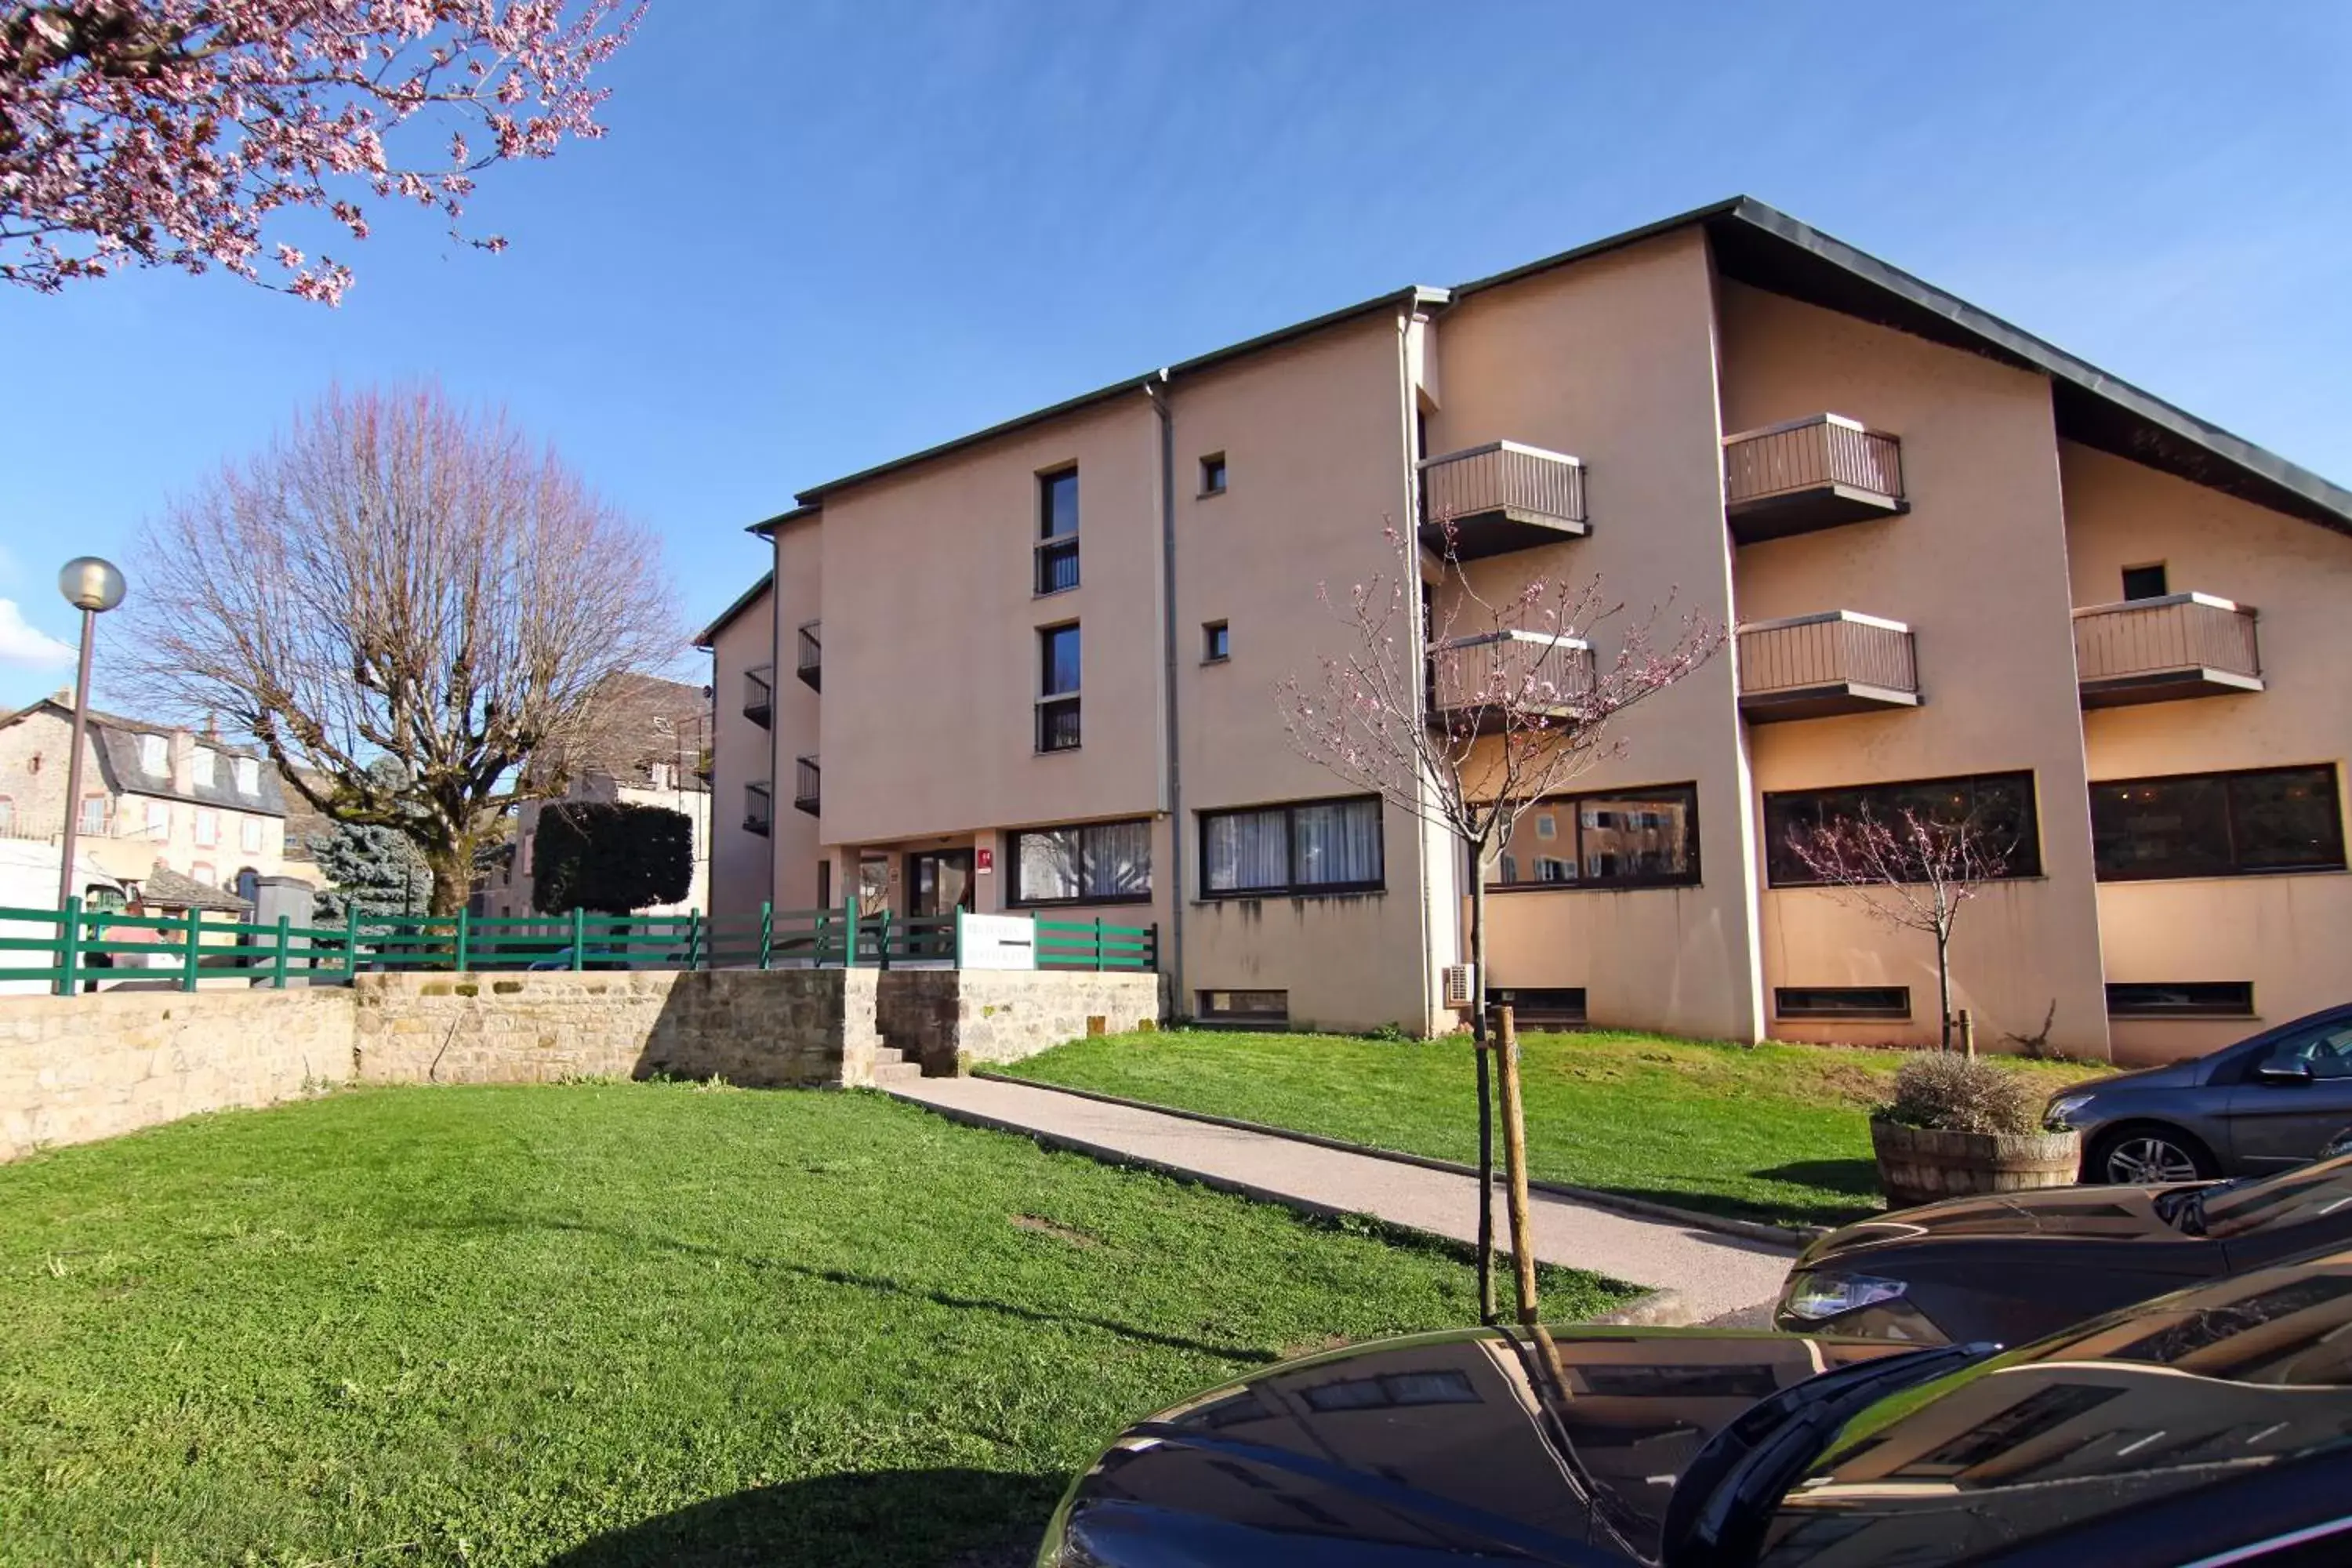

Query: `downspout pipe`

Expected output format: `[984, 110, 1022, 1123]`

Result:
[1147, 374, 1185, 1018]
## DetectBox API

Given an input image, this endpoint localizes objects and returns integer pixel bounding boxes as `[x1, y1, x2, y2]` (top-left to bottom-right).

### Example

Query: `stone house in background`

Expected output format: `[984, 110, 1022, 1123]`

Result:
[477, 673, 714, 920]
[0, 696, 291, 905]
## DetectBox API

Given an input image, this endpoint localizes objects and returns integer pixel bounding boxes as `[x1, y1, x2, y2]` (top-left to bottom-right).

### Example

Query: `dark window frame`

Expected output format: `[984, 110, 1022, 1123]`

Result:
[1763, 771, 2043, 888]
[2090, 764, 2346, 883]
[1199, 793, 1386, 898]
[1007, 818, 1156, 909]
[2107, 982, 2256, 1019]
[1203, 620, 1229, 663]
[2121, 562, 2169, 601]
[1483, 782, 1702, 893]
[1774, 985, 1911, 1021]
[1037, 622, 1082, 753]
[1199, 452, 1227, 495]
[1035, 464, 1080, 595]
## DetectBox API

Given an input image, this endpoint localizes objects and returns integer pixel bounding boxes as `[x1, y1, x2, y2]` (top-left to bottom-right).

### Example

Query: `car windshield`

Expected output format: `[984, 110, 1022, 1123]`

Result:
[1747, 1247, 2352, 1566]
[2187, 1155, 2352, 1240]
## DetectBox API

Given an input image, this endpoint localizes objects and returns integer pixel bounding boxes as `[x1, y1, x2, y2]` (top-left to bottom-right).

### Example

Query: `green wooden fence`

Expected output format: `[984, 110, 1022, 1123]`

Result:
[0, 898, 1158, 995]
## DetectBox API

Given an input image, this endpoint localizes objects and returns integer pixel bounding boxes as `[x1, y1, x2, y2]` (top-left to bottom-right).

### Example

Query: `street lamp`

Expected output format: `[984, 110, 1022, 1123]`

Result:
[54, 557, 127, 912]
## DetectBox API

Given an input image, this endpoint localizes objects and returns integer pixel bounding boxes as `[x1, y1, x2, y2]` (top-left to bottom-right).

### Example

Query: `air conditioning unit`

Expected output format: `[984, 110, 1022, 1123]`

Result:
[1441, 964, 1476, 1009]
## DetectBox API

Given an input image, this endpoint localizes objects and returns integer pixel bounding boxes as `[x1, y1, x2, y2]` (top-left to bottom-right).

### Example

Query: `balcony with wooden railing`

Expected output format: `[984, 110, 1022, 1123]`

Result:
[1722, 415, 1906, 543]
[1426, 630, 1595, 736]
[796, 621, 822, 691]
[793, 755, 822, 816]
[1737, 612, 1920, 723]
[1417, 441, 1589, 561]
[744, 666, 773, 728]
[2073, 593, 2262, 708]
[744, 781, 772, 837]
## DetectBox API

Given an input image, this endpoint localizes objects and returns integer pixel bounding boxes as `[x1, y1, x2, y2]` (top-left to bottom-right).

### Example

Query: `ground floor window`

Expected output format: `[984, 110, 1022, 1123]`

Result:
[1201, 796, 1383, 896]
[2107, 982, 2256, 1018]
[2090, 764, 2345, 881]
[1486, 784, 1698, 890]
[1198, 989, 1288, 1025]
[1489, 987, 1588, 1025]
[1762, 771, 2042, 887]
[1011, 818, 1152, 906]
[1774, 985, 1910, 1021]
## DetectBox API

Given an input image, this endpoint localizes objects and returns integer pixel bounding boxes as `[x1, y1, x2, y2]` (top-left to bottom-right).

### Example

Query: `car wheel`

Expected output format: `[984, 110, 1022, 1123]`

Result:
[2089, 1127, 2216, 1185]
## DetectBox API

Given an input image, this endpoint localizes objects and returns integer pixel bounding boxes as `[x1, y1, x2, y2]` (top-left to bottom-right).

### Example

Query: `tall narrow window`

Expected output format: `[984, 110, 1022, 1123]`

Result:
[1203, 621, 1229, 662]
[233, 757, 260, 795]
[241, 816, 264, 853]
[1038, 623, 1081, 752]
[1200, 453, 1227, 495]
[194, 808, 219, 848]
[191, 747, 217, 788]
[1036, 466, 1080, 594]
[78, 794, 109, 835]
[138, 734, 167, 775]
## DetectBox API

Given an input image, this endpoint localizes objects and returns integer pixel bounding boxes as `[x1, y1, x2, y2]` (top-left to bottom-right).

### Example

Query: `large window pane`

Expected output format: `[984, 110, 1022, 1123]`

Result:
[1086, 819, 1152, 898]
[2230, 768, 2346, 873]
[1011, 820, 1152, 905]
[1764, 771, 2041, 887]
[1040, 467, 1079, 539]
[1292, 799, 1381, 887]
[1041, 626, 1080, 696]
[1205, 808, 1290, 893]
[1015, 828, 1083, 903]
[2091, 776, 2232, 880]
[1488, 786, 1698, 889]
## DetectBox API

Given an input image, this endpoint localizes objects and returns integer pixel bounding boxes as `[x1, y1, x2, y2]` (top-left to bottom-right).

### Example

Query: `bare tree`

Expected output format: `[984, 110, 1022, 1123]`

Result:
[124, 382, 681, 915]
[1784, 807, 2013, 1054]
[1281, 521, 1722, 1321]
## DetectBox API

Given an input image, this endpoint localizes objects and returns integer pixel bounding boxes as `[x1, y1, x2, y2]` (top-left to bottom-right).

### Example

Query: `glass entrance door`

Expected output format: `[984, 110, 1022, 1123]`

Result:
[906, 849, 976, 917]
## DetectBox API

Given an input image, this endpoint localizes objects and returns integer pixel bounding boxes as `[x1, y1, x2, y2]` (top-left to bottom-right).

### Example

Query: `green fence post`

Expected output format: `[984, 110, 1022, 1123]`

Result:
[953, 906, 965, 969]
[344, 906, 361, 982]
[685, 911, 702, 971]
[841, 895, 859, 968]
[1094, 914, 1105, 973]
[272, 915, 291, 989]
[569, 908, 586, 971]
[53, 895, 82, 997]
[757, 901, 773, 971]
[454, 907, 471, 973]
[182, 908, 202, 993]
[877, 908, 894, 971]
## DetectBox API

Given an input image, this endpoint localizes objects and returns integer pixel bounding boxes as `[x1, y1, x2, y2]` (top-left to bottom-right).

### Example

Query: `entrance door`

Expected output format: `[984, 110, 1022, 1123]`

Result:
[906, 849, 976, 917]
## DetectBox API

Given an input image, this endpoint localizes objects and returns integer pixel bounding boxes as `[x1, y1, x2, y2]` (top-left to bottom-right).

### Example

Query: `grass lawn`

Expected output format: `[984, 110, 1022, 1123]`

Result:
[0, 1083, 1631, 1567]
[1001, 1029, 2103, 1231]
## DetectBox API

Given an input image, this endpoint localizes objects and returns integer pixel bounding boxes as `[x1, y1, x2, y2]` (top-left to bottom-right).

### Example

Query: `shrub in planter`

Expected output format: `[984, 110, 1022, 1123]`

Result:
[1871, 1053, 2078, 1210]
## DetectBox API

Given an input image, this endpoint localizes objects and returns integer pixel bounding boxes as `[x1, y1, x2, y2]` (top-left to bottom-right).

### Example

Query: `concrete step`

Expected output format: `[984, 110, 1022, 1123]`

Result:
[873, 1046, 906, 1066]
[870, 1060, 926, 1085]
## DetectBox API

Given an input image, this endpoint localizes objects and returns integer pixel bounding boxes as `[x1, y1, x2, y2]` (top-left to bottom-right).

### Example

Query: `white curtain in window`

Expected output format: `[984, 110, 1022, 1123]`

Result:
[1205, 808, 1288, 891]
[1293, 799, 1381, 887]
[1086, 820, 1152, 898]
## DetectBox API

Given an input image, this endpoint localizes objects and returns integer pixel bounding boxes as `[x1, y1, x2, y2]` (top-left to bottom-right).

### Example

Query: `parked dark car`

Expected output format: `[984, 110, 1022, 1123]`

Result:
[1040, 1247, 2352, 1566]
[1774, 1151, 2352, 1345]
[2046, 1000, 2352, 1184]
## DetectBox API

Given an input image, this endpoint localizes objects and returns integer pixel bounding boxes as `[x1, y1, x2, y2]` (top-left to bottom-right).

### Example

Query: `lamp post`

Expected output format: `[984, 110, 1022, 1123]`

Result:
[54, 557, 128, 913]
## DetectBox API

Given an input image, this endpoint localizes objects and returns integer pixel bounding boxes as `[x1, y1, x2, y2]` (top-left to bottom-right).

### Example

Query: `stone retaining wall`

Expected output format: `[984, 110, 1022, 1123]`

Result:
[877, 970, 1163, 1072]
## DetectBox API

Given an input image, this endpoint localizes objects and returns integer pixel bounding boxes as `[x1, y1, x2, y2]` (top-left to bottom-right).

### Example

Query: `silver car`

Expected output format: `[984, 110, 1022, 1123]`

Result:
[2049, 1000, 2352, 1183]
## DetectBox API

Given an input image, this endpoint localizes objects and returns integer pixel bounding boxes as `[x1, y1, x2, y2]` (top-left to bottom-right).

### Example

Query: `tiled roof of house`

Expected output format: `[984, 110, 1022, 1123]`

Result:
[4, 699, 289, 817]
[559, 674, 713, 796]
[134, 864, 251, 913]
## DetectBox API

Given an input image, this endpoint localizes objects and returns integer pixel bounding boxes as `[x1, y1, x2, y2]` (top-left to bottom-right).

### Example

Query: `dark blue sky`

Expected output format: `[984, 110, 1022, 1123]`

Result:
[2, 0, 2346, 706]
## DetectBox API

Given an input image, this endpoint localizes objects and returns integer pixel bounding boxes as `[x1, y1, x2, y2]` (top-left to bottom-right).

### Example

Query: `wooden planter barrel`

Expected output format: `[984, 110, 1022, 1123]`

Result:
[1871, 1117, 2081, 1210]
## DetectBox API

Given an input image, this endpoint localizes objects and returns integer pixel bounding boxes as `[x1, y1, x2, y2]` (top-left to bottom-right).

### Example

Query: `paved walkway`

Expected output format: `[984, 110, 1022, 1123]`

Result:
[883, 1076, 1795, 1323]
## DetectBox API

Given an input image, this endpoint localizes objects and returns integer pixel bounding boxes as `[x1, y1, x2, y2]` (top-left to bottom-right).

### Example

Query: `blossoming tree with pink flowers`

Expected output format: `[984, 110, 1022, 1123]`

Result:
[1281, 519, 1721, 1322]
[1, 0, 641, 303]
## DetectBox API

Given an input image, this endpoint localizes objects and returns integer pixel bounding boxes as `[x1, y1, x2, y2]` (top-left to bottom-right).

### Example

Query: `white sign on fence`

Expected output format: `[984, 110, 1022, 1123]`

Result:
[958, 912, 1036, 971]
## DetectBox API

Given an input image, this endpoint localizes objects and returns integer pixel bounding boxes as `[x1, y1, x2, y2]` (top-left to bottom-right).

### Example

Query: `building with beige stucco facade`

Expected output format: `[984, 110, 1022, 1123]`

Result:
[698, 198, 2352, 1066]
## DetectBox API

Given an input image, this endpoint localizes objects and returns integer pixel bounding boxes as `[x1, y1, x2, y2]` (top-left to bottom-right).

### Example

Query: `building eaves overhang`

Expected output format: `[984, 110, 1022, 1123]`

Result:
[693, 571, 775, 648]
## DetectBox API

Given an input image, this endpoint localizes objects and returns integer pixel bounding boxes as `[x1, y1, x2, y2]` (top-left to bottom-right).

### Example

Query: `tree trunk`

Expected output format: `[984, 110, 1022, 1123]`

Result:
[423, 840, 471, 918]
[1468, 862, 1497, 1327]
[1494, 1003, 1541, 1326]
[1935, 928, 1953, 1052]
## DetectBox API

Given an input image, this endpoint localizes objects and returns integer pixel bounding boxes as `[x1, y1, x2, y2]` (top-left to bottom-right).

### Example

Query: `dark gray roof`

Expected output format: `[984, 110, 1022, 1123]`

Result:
[134, 864, 251, 913]
[755, 198, 2350, 535]
[4, 700, 289, 817]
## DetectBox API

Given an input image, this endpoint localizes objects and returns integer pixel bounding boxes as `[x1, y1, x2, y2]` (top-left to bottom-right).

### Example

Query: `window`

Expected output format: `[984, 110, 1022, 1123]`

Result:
[1490, 987, 1588, 1025]
[2263, 1019, 2352, 1080]
[857, 854, 891, 914]
[78, 794, 109, 835]
[817, 860, 833, 909]
[1199, 989, 1288, 1025]
[194, 808, 218, 848]
[1203, 621, 1229, 663]
[1763, 771, 2042, 887]
[191, 747, 216, 787]
[1202, 796, 1384, 896]
[1011, 818, 1153, 906]
[138, 734, 168, 775]
[1486, 784, 1700, 891]
[147, 802, 170, 840]
[1038, 624, 1081, 752]
[1036, 466, 1079, 594]
[2107, 982, 2254, 1018]
[241, 816, 264, 853]
[1200, 453, 1227, 495]
[2122, 563, 2169, 601]
[232, 757, 260, 795]
[1775, 986, 1911, 1021]
[2091, 765, 2344, 882]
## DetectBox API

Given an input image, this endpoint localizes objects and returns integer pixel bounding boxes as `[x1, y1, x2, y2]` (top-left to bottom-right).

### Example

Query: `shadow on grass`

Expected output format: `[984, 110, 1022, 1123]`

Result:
[1749, 1159, 1883, 1199]
[421, 1212, 1286, 1365]
[546, 1466, 1063, 1568]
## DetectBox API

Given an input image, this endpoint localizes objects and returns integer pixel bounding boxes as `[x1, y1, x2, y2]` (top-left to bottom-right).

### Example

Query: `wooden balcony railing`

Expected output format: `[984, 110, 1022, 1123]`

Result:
[2074, 593, 2262, 707]
[1417, 441, 1588, 560]
[1737, 611, 1919, 723]
[793, 755, 821, 816]
[744, 781, 773, 837]
[1427, 630, 1595, 735]
[796, 622, 822, 692]
[1722, 415, 1905, 542]
[744, 666, 773, 728]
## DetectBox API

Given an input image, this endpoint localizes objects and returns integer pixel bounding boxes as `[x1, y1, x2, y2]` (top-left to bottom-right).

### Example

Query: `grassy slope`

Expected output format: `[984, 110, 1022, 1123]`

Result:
[0, 1084, 1629, 1567]
[1003, 1029, 2100, 1229]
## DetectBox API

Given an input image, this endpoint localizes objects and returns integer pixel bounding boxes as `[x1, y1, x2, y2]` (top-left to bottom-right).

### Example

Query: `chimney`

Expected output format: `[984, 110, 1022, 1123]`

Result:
[202, 712, 221, 743]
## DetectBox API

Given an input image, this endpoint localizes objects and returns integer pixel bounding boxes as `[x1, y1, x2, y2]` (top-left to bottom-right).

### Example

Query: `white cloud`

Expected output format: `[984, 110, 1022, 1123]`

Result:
[0, 599, 76, 670]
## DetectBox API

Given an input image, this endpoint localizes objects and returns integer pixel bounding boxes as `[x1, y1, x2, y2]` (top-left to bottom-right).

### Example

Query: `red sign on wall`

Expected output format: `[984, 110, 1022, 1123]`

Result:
[976, 847, 994, 874]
